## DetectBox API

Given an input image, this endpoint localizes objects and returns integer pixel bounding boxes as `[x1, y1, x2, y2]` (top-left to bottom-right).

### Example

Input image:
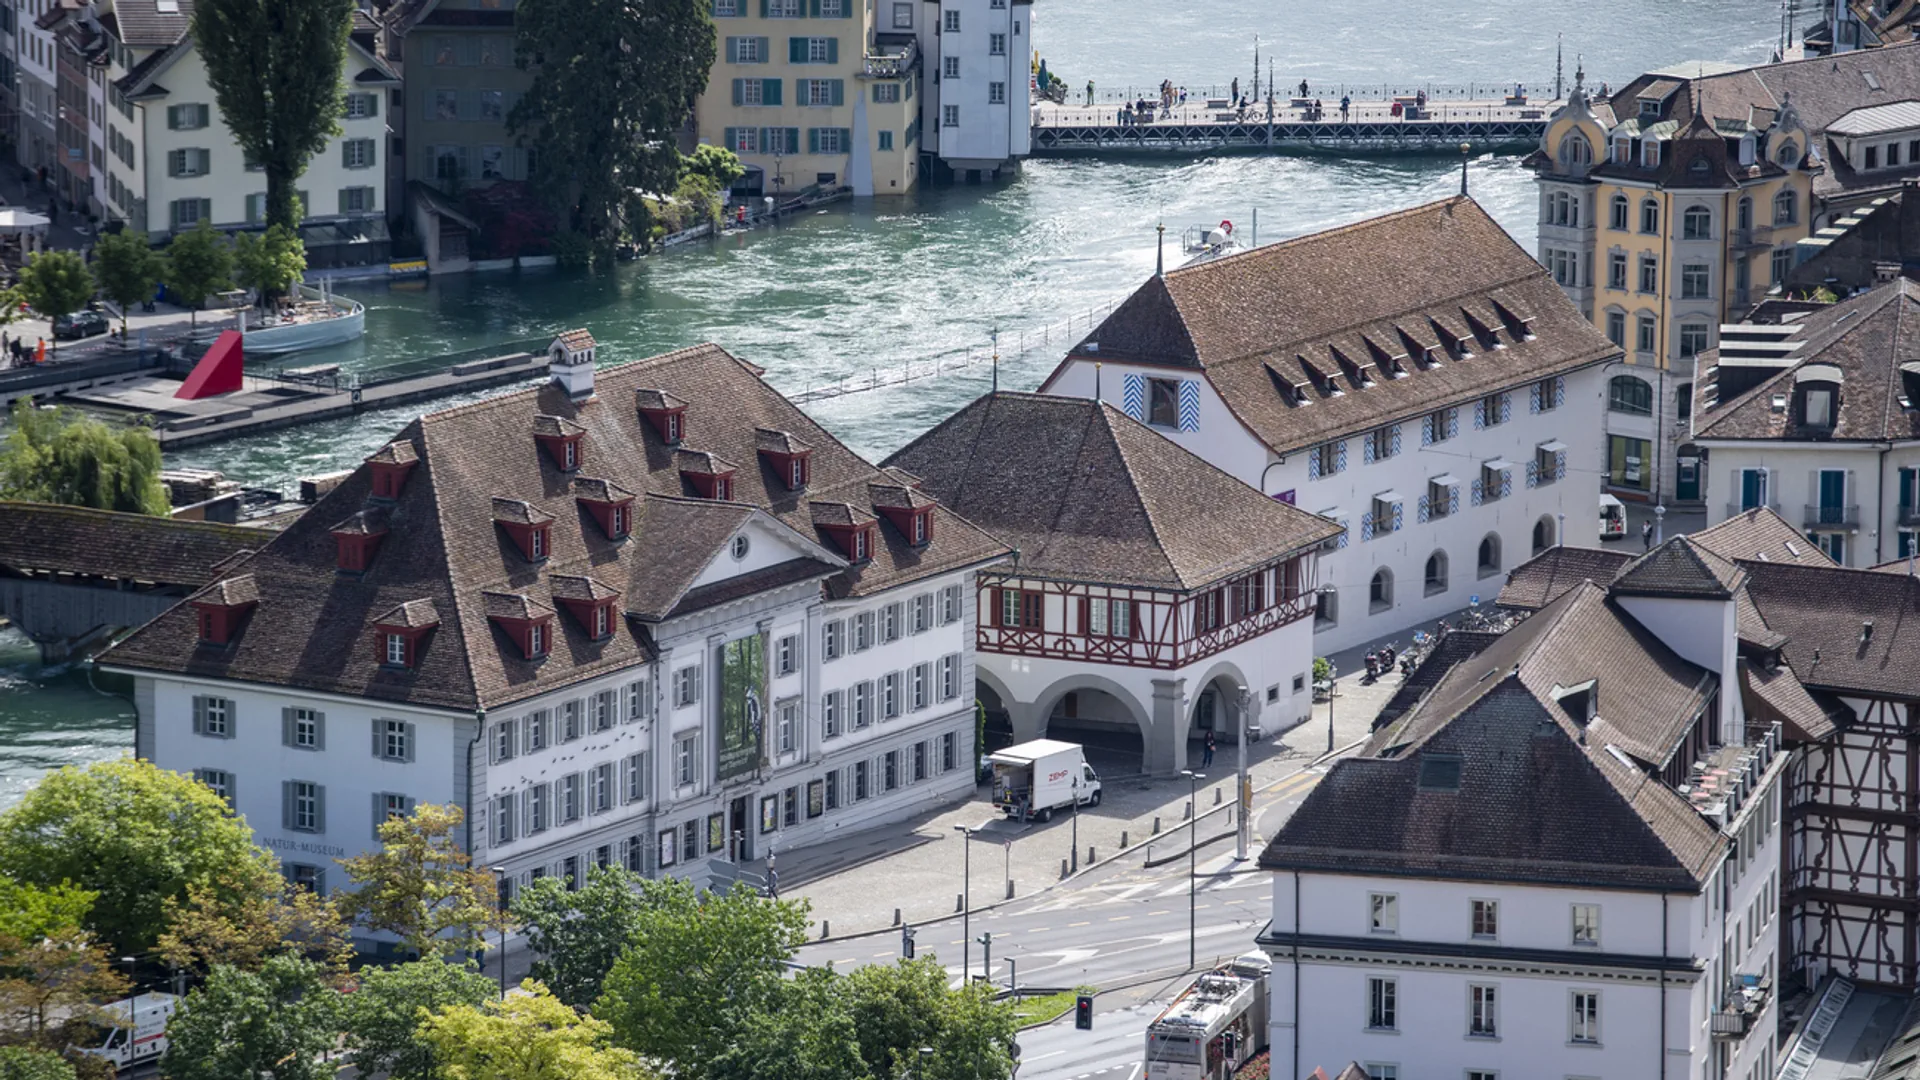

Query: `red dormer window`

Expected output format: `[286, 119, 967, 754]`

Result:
[874, 503, 935, 549]
[611, 503, 629, 537]
[485, 591, 554, 661]
[331, 510, 389, 573]
[757, 441, 812, 491]
[529, 525, 548, 558]
[533, 416, 586, 472]
[372, 600, 439, 670]
[664, 413, 682, 442]
[552, 575, 621, 640]
[681, 466, 736, 501]
[791, 457, 808, 488]
[910, 510, 931, 545]
[528, 621, 547, 657]
[191, 575, 259, 647]
[365, 443, 418, 500]
[575, 480, 636, 541]
[637, 390, 689, 444]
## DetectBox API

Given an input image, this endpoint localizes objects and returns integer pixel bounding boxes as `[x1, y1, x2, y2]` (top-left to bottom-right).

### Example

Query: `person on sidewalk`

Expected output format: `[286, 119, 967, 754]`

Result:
[1202, 729, 1216, 767]
[1641, 520, 1655, 551]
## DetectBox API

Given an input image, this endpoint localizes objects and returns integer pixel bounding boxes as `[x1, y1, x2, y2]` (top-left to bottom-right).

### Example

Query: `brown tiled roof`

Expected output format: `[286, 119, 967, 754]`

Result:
[373, 599, 440, 629]
[572, 477, 635, 503]
[548, 575, 620, 602]
[755, 428, 810, 454]
[887, 393, 1341, 591]
[0, 502, 259, 586]
[1742, 660, 1837, 742]
[1589, 111, 1787, 190]
[366, 441, 418, 465]
[482, 591, 552, 621]
[1741, 561, 1920, 698]
[532, 414, 585, 438]
[1695, 280, 1920, 442]
[667, 557, 841, 619]
[809, 501, 874, 527]
[102, 344, 1006, 710]
[1046, 198, 1619, 455]
[867, 482, 935, 510]
[330, 508, 390, 536]
[634, 388, 687, 411]
[1691, 507, 1838, 567]
[1611, 536, 1745, 600]
[490, 497, 554, 526]
[554, 328, 596, 352]
[196, 575, 261, 607]
[1496, 546, 1634, 611]
[673, 449, 737, 476]
[106, 0, 193, 47]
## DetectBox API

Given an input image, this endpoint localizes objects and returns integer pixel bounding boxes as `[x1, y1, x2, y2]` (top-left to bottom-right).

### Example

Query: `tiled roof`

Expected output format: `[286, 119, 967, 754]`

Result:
[1496, 546, 1634, 611]
[330, 507, 390, 536]
[1742, 660, 1837, 742]
[1829, 100, 1920, 136]
[554, 328, 596, 352]
[887, 393, 1342, 591]
[1741, 561, 1920, 698]
[102, 343, 1007, 710]
[367, 440, 418, 465]
[548, 575, 620, 602]
[1588, 111, 1787, 190]
[867, 482, 935, 511]
[1611, 536, 1745, 600]
[673, 449, 738, 476]
[532, 414, 585, 438]
[809, 501, 874, 527]
[107, 0, 193, 47]
[1047, 198, 1619, 455]
[373, 599, 440, 629]
[755, 428, 811, 454]
[0, 502, 259, 586]
[1690, 507, 1838, 567]
[490, 497, 553, 525]
[483, 591, 553, 621]
[573, 477, 635, 503]
[634, 388, 688, 411]
[1695, 280, 1920, 442]
[196, 574, 261, 607]
[667, 557, 841, 620]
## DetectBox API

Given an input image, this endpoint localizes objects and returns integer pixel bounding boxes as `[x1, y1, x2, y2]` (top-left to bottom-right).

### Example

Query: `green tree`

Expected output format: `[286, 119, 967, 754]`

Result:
[595, 880, 809, 1080]
[510, 0, 716, 269]
[16, 251, 93, 351]
[89, 231, 161, 337]
[919, 980, 1017, 1080]
[511, 865, 650, 1010]
[837, 958, 1019, 1080]
[159, 956, 339, 1080]
[681, 145, 745, 190]
[192, 0, 355, 231]
[0, 402, 170, 516]
[342, 961, 495, 1080]
[0, 930, 131, 1051]
[0, 1047, 77, 1080]
[335, 805, 498, 960]
[156, 871, 352, 981]
[231, 225, 307, 308]
[420, 982, 651, 1080]
[706, 968, 862, 1080]
[162, 220, 234, 330]
[0, 877, 95, 945]
[0, 759, 278, 956]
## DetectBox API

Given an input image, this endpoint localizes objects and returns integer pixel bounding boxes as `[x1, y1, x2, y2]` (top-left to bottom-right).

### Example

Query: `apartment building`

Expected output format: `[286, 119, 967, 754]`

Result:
[17, 0, 58, 185]
[912, 0, 1030, 183]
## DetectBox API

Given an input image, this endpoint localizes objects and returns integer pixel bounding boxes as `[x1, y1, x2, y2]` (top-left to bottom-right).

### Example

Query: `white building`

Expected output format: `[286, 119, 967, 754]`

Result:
[1692, 279, 1920, 567]
[99, 333, 1010, 922]
[1039, 197, 1620, 656]
[1260, 538, 1790, 1080]
[886, 392, 1337, 776]
[912, 0, 1029, 182]
[17, 0, 59, 183]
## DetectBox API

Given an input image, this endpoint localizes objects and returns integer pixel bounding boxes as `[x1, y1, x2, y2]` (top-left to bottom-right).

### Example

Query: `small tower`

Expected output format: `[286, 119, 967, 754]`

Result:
[548, 328, 597, 401]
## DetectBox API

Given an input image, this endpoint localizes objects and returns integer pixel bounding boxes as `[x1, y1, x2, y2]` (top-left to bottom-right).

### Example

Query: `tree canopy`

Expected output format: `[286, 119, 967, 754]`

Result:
[421, 982, 651, 1080]
[191, 0, 356, 230]
[231, 225, 307, 306]
[16, 251, 93, 335]
[335, 805, 498, 960]
[512, 865, 652, 1010]
[510, 0, 716, 269]
[160, 956, 340, 1080]
[90, 231, 161, 336]
[156, 871, 352, 980]
[0, 403, 170, 516]
[0, 1047, 77, 1080]
[163, 221, 234, 328]
[342, 960, 495, 1080]
[0, 877, 95, 945]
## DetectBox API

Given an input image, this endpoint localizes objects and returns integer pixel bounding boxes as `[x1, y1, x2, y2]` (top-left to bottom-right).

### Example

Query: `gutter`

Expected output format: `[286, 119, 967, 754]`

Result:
[93, 664, 474, 718]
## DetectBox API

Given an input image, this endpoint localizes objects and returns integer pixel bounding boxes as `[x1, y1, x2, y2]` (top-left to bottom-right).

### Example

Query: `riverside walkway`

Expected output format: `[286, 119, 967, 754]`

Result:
[1031, 94, 1556, 154]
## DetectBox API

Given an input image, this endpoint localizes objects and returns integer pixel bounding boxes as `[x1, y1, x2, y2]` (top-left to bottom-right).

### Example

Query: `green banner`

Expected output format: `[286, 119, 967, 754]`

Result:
[715, 634, 767, 782]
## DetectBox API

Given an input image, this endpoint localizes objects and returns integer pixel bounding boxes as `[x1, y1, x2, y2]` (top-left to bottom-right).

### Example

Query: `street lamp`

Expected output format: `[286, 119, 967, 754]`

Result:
[1326, 661, 1337, 753]
[488, 866, 509, 999]
[954, 824, 973, 982]
[119, 956, 137, 1008]
[1181, 769, 1205, 969]
[1234, 684, 1250, 861]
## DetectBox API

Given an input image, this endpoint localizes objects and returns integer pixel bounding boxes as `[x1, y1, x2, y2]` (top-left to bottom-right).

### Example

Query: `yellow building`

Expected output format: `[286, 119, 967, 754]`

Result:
[695, 0, 920, 198]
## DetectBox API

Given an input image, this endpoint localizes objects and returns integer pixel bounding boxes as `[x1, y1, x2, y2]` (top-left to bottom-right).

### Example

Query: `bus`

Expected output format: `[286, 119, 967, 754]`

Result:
[1143, 953, 1270, 1080]
[73, 992, 178, 1070]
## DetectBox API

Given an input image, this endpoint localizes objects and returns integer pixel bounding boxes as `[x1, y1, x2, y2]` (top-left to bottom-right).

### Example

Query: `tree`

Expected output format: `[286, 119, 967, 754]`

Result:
[0, 1047, 76, 1080]
[159, 956, 339, 1080]
[419, 982, 650, 1080]
[192, 0, 355, 231]
[342, 961, 494, 1080]
[595, 880, 809, 1080]
[335, 805, 498, 960]
[705, 968, 862, 1080]
[0, 877, 95, 945]
[231, 225, 307, 308]
[15, 251, 93, 350]
[156, 871, 352, 980]
[918, 980, 1017, 1080]
[162, 220, 233, 330]
[681, 145, 745, 191]
[0, 930, 130, 1051]
[0, 402, 170, 516]
[511, 866, 650, 1010]
[510, 0, 716, 269]
[0, 759, 278, 956]
[89, 231, 161, 337]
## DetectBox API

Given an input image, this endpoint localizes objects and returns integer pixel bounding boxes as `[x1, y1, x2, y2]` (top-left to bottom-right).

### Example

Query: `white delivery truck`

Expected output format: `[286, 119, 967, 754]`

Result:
[990, 739, 1101, 821]
[75, 991, 178, 1070]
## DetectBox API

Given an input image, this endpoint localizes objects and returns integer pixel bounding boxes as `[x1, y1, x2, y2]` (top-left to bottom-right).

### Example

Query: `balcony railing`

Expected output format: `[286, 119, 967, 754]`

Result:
[862, 39, 918, 77]
[1711, 1009, 1753, 1039]
[1726, 501, 1781, 519]
[1712, 973, 1772, 1041]
[1900, 502, 1920, 527]
[1804, 503, 1860, 529]
[1732, 225, 1775, 250]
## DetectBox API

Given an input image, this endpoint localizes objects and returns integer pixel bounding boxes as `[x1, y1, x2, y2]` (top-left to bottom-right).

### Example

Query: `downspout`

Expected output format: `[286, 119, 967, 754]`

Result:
[466, 710, 486, 858]
[1876, 443, 1891, 563]
[1291, 869, 1301, 1080]
[1660, 893, 1669, 1080]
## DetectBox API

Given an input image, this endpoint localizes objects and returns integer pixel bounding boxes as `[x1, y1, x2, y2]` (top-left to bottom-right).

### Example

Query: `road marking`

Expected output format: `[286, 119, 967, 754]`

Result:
[1027, 927, 1049, 933]
[1146, 910, 1169, 916]
[835, 957, 857, 964]
[1027, 1051, 1066, 1062]
[1108, 915, 1131, 921]
[1125, 1064, 1142, 1080]
[872, 951, 893, 958]
[1068, 920, 1091, 927]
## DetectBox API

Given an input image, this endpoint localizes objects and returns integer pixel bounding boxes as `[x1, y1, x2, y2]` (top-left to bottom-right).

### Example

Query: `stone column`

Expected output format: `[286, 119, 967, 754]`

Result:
[1147, 677, 1187, 776]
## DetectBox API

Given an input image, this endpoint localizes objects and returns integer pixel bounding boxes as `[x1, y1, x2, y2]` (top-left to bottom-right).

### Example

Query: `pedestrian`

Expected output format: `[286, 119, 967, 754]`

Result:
[1202, 729, 1216, 767]
[1299, 78, 1309, 98]
[35, 337, 44, 364]
[1642, 520, 1655, 551]
[765, 866, 779, 899]
[1231, 77, 1239, 103]
[1341, 93, 1351, 120]
[1086, 79, 1095, 106]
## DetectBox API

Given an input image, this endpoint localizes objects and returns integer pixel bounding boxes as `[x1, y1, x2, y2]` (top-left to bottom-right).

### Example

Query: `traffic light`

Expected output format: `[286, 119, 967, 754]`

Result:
[901, 926, 916, 959]
[1074, 994, 1093, 1030]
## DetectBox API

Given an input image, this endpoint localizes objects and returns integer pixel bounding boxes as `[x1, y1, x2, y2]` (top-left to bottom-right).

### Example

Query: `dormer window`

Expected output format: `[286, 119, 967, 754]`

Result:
[331, 509, 389, 574]
[529, 622, 547, 657]
[530, 526, 547, 558]
[574, 478, 636, 541]
[386, 634, 407, 665]
[791, 457, 808, 488]
[636, 389, 689, 444]
[853, 526, 871, 560]
[492, 497, 556, 562]
[484, 591, 555, 661]
[550, 574, 621, 642]
[594, 605, 609, 637]
[664, 413, 682, 441]
[676, 450, 739, 501]
[910, 511, 929, 545]
[868, 481, 935, 549]
[610, 502, 630, 537]
[532, 415, 586, 472]
[191, 575, 260, 647]
[372, 599, 439, 670]
[365, 442, 418, 500]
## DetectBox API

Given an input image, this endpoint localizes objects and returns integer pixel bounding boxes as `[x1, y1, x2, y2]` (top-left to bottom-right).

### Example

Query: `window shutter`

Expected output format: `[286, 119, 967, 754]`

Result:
[281, 781, 294, 831]
[726, 37, 739, 63]
[1500, 393, 1511, 423]
[808, 0, 821, 15]
[371, 718, 383, 759]
[786, 127, 800, 152]
[838, 127, 852, 150]
[341, 141, 352, 168]
[364, 94, 378, 118]
[755, 37, 771, 61]
[168, 149, 183, 177]
[1307, 450, 1320, 481]
[166, 105, 179, 129]
[282, 707, 295, 747]
[193, 695, 207, 735]
[807, 127, 820, 154]
[789, 36, 806, 62]
[1390, 425, 1402, 456]
[826, 37, 839, 63]
[1554, 377, 1565, 407]
[1122, 373, 1145, 419]
[1447, 408, 1459, 438]
[840, 0, 852, 16]
[831, 80, 845, 106]
[1335, 440, 1348, 472]
[1473, 399, 1485, 428]
[764, 79, 783, 106]
[732, 78, 745, 107]
[1529, 382, 1542, 413]
[1177, 380, 1200, 431]
[372, 793, 385, 841]
[315, 786, 327, 834]
[1555, 448, 1567, 479]
[759, 0, 769, 14]
[1362, 435, 1375, 465]
[404, 722, 417, 763]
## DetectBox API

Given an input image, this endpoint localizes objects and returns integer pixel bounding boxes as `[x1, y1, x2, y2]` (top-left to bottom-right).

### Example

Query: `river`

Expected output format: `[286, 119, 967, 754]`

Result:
[0, 0, 1791, 804]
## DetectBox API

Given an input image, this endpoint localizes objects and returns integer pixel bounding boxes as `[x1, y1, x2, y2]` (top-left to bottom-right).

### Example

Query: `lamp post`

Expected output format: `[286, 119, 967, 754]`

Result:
[1234, 684, 1251, 861]
[119, 956, 137, 1010]
[489, 866, 509, 999]
[954, 824, 973, 981]
[1070, 774, 1080, 873]
[1182, 769, 1205, 969]
[1460, 141, 1472, 195]
[1326, 661, 1337, 753]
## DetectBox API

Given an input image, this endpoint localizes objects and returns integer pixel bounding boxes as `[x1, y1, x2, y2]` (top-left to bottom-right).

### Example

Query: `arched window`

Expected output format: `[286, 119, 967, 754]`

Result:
[1776, 141, 1799, 166]
[1774, 188, 1798, 226]
[1558, 132, 1592, 167]
[1737, 195, 1753, 232]
[1478, 533, 1503, 577]
[1682, 206, 1712, 240]
[1533, 515, 1557, 555]
[1640, 199, 1660, 234]
[1369, 568, 1393, 613]
[1610, 194, 1629, 231]
[1424, 550, 1449, 596]
[1609, 375, 1653, 415]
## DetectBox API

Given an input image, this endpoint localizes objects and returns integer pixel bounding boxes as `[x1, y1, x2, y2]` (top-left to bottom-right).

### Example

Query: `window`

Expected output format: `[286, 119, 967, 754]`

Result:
[1471, 898, 1498, 938]
[1370, 893, 1398, 933]
[854, 759, 871, 800]
[998, 589, 1041, 629]
[1571, 991, 1599, 1044]
[375, 792, 414, 838]
[1469, 984, 1498, 1037]
[877, 130, 894, 151]
[1548, 190, 1578, 225]
[1607, 252, 1626, 290]
[562, 701, 582, 742]
[943, 56, 960, 79]
[286, 707, 323, 750]
[384, 633, 408, 666]
[819, 0, 844, 13]
[1478, 533, 1502, 576]
[1637, 254, 1658, 294]
[1535, 444, 1562, 485]
[939, 654, 959, 700]
[1604, 309, 1626, 347]
[1806, 387, 1834, 428]
[1425, 410, 1453, 445]
[777, 699, 797, 753]
[288, 781, 323, 833]
[1479, 392, 1506, 427]
[1368, 569, 1392, 613]
[1679, 323, 1709, 358]
[1311, 440, 1345, 476]
[825, 770, 840, 810]
[559, 773, 581, 822]
[1608, 375, 1652, 415]
[493, 794, 515, 844]
[943, 10, 959, 31]
[1636, 313, 1657, 354]
[1088, 596, 1132, 638]
[376, 719, 412, 761]
[675, 733, 697, 786]
[342, 137, 375, 169]
[1639, 199, 1659, 234]
[338, 186, 375, 214]
[880, 672, 901, 719]
[1774, 188, 1798, 225]
[1424, 550, 1448, 595]
[1147, 377, 1180, 427]
[940, 585, 962, 624]
[822, 690, 841, 737]
[287, 864, 325, 894]
[943, 104, 959, 128]
[802, 79, 841, 106]
[1609, 194, 1628, 230]
[171, 198, 212, 230]
[1367, 977, 1397, 1030]
[675, 666, 699, 707]
[909, 665, 928, 711]
[989, 81, 1006, 105]
[167, 102, 210, 129]
[1573, 905, 1599, 950]
[777, 635, 798, 676]
[1682, 205, 1711, 239]
[1680, 262, 1709, 299]
[883, 750, 899, 791]
[805, 36, 833, 62]
[767, 0, 800, 13]
[1772, 246, 1794, 284]
[893, 2, 912, 28]
[1367, 426, 1395, 462]
[881, 603, 901, 642]
[823, 619, 842, 660]
[195, 768, 233, 803]
[625, 752, 648, 803]
[852, 612, 872, 650]
[989, 32, 1006, 54]
[853, 682, 872, 728]
[1546, 247, 1577, 287]
[590, 763, 613, 813]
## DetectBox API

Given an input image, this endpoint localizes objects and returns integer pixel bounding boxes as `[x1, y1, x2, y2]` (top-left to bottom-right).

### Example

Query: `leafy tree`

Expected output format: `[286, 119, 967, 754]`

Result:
[836, 958, 1019, 1080]
[16, 251, 93, 350]
[89, 231, 161, 337]
[156, 871, 352, 980]
[682, 145, 745, 190]
[510, 0, 716, 269]
[342, 961, 495, 1080]
[595, 880, 809, 1080]
[511, 865, 650, 1009]
[918, 980, 1017, 1080]
[231, 225, 307, 307]
[419, 982, 650, 1080]
[0, 759, 277, 955]
[0, 1047, 77, 1080]
[706, 967, 862, 1080]
[162, 220, 233, 329]
[0, 402, 170, 516]
[335, 805, 498, 960]
[0, 877, 96, 945]
[192, 0, 355, 230]
[0, 930, 130, 1051]
[159, 956, 339, 1080]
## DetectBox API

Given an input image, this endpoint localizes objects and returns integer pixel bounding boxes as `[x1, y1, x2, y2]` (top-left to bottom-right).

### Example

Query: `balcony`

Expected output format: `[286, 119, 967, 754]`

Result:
[1726, 501, 1781, 520]
[861, 38, 918, 78]
[1900, 502, 1920, 527]
[1711, 973, 1772, 1041]
[1732, 225, 1775, 250]
[1804, 503, 1860, 529]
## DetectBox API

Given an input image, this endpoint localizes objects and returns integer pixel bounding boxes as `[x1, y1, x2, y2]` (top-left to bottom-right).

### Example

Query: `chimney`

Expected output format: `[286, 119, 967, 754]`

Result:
[547, 328, 597, 402]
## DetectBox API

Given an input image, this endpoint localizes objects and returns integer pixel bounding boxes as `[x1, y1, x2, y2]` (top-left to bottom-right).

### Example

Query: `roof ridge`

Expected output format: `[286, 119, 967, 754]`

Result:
[1165, 196, 1471, 280]
[1090, 405, 1184, 587]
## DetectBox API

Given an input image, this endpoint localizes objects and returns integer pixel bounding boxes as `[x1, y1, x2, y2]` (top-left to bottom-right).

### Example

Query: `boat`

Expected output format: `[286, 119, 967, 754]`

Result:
[237, 282, 365, 356]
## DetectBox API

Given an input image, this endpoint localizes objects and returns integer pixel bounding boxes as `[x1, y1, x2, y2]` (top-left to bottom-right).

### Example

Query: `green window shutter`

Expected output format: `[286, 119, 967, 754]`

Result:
[732, 78, 744, 106]
[759, 127, 774, 151]
[786, 128, 800, 153]
[759, 0, 768, 14]
[341, 141, 351, 167]
[756, 37, 770, 62]
[808, 0, 821, 16]
[366, 94, 378, 118]
[724, 126, 737, 148]
[830, 79, 844, 106]
[839, 127, 852, 150]
[726, 37, 739, 63]
[826, 37, 838, 63]
[808, 128, 820, 154]
[763, 78, 782, 105]
[789, 36, 805, 63]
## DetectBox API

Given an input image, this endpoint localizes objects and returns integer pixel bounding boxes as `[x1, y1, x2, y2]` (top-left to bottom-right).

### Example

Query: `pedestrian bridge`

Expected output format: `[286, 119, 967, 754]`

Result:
[1031, 96, 1553, 154]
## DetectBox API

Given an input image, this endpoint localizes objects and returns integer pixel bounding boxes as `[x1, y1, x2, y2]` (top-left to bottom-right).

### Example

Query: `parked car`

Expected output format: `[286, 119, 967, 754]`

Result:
[52, 310, 109, 340]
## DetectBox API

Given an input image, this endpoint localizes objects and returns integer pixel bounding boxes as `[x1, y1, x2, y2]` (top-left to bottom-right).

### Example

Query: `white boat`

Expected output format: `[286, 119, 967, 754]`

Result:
[238, 282, 365, 355]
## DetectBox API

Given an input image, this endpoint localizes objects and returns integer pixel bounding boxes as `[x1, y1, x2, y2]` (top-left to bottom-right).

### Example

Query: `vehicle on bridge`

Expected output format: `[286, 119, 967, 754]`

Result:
[988, 738, 1100, 821]
[1143, 953, 1270, 1080]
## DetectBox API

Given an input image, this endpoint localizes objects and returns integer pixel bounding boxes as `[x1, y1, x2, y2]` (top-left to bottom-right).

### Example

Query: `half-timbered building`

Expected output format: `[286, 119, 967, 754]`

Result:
[886, 392, 1339, 774]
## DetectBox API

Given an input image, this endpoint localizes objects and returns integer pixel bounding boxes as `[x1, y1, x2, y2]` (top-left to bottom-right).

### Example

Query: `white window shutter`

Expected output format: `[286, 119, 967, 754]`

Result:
[1121, 373, 1145, 420]
[404, 722, 417, 763]
[1177, 380, 1200, 432]
[193, 695, 207, 735]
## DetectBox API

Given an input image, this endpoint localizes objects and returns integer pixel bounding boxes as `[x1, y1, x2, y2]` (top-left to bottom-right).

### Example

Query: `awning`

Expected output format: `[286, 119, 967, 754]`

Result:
[1429, 474, 1461, 488]
[1374, 491, 1405, 504]
[1538, 440, 1568, 454]
[1317, 506, 1342, 521]
[1483, 458, 1513, 472]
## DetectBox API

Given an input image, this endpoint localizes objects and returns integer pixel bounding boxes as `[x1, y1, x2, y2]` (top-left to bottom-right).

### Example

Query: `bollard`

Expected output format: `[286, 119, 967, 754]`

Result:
[1006, 879, 1015, 899]
[1061, 858, 1070, 880]
[1214, 788, 1223, 806]
[1153, 816, 1162, 834]
[893, 908, 901, 926]
[1088, 845, 1097, 864]
[821, 920, 830, 939]
[1184, 800, 1193, 820]
[1121, 830, 1130, 848]
[956, 893, 965, 913]
[1228, 806, 1234, 825]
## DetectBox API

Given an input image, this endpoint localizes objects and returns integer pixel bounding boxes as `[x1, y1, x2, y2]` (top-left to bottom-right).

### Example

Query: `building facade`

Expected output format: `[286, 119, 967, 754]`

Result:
[383, 0, 534, 198]
[17, 0, 59, 188]
[1039, 197, 1618, 656]
[912, 0, 1030, 183]
[887, 392, 1336, 776]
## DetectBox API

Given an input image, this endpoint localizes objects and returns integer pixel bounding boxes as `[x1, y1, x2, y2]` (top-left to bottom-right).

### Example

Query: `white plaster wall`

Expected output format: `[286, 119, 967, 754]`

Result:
[1613, 594, 1737, 740]
[1702, 440, 1920, 567]
[934, 0, 1027, 166]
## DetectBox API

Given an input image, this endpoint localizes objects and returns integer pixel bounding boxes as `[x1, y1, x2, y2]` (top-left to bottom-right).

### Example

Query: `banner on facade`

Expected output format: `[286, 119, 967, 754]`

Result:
[715, 633, 767, 782]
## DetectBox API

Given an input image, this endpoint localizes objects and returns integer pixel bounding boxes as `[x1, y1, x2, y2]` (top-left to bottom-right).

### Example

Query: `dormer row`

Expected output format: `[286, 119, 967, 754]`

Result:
[1266, 302, 1534, 409]
[483, 574, 623, 661]
[196, 571, 442, 673]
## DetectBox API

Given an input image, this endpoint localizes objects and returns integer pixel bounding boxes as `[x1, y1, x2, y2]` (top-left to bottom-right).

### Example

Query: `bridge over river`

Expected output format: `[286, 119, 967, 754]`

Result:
[1031, 93, 1556, 154]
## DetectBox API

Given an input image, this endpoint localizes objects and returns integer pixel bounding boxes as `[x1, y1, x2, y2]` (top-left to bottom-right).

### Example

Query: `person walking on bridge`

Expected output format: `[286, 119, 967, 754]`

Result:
[1085, 79, 1095, 106]
[1341, 94, 1351, 120]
